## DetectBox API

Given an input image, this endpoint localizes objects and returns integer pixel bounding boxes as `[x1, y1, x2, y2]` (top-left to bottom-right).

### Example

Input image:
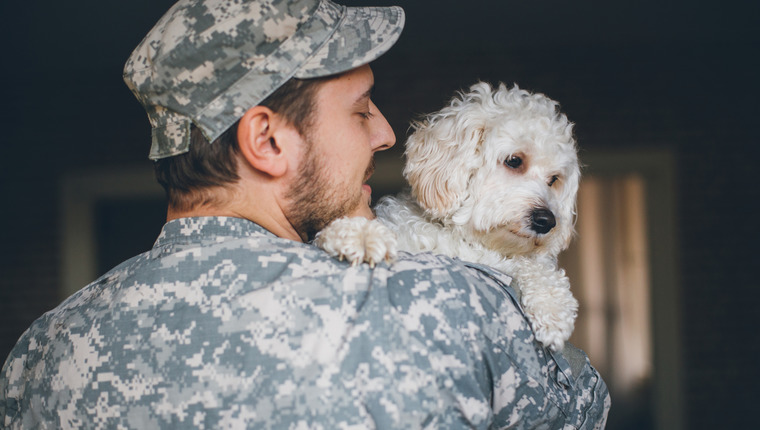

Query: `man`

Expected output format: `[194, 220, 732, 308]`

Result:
[0, 0, 610, 428]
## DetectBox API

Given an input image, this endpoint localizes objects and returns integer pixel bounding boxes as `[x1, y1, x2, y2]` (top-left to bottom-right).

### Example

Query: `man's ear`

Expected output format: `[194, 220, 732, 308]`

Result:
[236, 106, 290, 177]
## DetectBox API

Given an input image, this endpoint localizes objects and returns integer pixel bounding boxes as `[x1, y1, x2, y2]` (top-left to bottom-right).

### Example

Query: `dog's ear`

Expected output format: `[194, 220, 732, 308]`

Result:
[404, 83, 493, 221]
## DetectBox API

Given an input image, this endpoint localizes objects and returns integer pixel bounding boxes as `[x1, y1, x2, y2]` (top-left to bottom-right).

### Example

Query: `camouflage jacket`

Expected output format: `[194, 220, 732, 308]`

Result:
[1, 217, 609, 429]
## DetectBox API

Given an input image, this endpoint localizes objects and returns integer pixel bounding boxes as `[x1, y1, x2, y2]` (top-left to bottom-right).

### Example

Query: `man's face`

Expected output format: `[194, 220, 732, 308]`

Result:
[286, 65, 396, 241]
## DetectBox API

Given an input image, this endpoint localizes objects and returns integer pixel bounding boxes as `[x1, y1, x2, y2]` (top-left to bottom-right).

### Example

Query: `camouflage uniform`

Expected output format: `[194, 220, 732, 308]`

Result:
[1, 217, 609, 428]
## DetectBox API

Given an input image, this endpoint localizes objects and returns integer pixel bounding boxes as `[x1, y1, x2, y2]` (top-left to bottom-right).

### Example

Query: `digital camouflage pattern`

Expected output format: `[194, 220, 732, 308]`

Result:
[123, 0, 404, 160]
[1, 217, 609, 429]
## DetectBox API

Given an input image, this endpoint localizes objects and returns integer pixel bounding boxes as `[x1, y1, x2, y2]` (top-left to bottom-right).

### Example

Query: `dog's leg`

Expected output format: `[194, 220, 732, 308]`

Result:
[510, 257, 578, 352]
[314, 217, 398, 267]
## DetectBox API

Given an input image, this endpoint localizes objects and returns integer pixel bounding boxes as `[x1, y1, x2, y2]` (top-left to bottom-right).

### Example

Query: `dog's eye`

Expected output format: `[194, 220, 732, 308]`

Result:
[548, 175, 559, 187]
[504, 156, 522, 169]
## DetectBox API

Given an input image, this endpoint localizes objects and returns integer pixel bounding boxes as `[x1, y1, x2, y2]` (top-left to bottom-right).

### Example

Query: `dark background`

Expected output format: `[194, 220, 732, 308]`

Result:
[1, 1, 758, 428]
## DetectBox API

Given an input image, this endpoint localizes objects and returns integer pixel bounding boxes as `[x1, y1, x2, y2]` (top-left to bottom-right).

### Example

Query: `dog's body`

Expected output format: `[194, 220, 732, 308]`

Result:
[316, 82, 580, 351]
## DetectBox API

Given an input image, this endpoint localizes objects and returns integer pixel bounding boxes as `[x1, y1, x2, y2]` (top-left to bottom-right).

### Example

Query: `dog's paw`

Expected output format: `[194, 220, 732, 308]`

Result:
[527, 298, 577, 352]
[314, 217, 398, 267]
[513, 258, 578, 352]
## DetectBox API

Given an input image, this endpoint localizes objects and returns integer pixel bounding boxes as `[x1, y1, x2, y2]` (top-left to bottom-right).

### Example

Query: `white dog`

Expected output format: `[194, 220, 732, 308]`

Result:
[316, 82, 580, 352]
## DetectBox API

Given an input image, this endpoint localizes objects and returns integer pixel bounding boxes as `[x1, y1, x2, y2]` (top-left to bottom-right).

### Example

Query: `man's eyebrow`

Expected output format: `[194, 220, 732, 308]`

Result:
[354, 86, 374, 105]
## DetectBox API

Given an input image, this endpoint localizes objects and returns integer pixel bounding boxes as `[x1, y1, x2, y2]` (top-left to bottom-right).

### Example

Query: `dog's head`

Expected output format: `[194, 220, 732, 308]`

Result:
[404, 82, 580, 257]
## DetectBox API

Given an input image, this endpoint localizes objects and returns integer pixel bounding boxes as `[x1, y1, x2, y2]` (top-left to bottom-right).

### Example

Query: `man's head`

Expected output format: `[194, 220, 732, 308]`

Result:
[124, 0, 403, 160]
[124, 0, 403, 240]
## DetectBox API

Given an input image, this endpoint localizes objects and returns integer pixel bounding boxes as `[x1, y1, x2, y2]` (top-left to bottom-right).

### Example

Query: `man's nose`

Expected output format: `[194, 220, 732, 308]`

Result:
[369, 100, 395, 152]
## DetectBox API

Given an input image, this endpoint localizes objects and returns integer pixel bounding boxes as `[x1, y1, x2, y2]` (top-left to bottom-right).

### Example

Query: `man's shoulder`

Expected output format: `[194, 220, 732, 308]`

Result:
[379, 252, 522, 330]
[386, 252, 515, 296]
[153, 217, 512, 287]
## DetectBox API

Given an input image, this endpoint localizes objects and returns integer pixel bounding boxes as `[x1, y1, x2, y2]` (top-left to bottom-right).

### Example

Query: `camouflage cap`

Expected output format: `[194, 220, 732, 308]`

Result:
[123, 0, 405, 160]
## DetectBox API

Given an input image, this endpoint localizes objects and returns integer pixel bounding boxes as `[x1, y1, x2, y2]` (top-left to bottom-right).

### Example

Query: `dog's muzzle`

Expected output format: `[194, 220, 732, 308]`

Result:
[530, 208, 556, 234]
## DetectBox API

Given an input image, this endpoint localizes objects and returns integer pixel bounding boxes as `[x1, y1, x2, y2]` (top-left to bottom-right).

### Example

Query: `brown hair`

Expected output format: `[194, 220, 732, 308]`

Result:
[154, 77, 328, 211]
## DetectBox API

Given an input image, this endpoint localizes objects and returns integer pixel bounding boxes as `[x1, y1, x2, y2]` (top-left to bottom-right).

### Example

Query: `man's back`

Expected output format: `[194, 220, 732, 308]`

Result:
[1, 217, 608, 428]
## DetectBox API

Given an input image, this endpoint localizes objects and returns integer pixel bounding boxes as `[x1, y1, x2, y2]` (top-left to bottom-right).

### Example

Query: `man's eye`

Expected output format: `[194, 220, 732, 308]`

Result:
[359, 112, 374, 120]
[504, 156, 522, 169]
[548, 175, 559, 187]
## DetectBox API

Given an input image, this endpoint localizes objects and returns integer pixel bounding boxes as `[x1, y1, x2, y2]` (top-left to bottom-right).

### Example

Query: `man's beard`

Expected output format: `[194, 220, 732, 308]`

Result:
[286, 143, 374, 242]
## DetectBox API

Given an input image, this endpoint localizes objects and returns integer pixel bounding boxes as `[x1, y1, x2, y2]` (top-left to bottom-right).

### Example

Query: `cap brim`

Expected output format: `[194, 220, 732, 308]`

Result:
[294, 5, 405, 79]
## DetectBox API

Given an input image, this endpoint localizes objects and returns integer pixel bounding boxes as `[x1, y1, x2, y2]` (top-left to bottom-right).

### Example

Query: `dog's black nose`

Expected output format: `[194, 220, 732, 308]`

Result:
[530, 208, 556, 234]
